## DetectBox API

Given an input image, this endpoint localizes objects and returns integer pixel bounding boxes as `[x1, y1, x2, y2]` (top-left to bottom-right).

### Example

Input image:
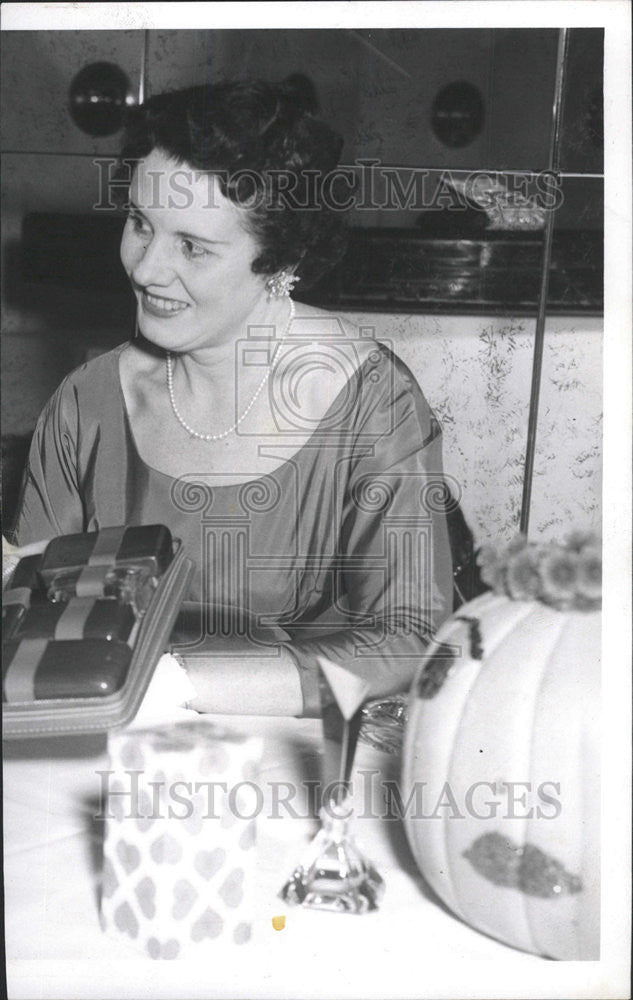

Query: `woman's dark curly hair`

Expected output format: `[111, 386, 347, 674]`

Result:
[118, 75, 348, 288]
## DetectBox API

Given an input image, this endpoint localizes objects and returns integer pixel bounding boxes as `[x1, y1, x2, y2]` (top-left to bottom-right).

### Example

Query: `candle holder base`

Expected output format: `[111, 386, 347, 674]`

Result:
[280, 805, 384, 914]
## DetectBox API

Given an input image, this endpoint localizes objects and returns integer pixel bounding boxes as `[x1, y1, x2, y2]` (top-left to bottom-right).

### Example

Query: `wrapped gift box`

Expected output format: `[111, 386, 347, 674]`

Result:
[101, 719, 262, 958]
[7, 553, 44, 590]
[2, 637, 132, 701]
[39, 525, 173, 585]
[3, 524, 194, 738]
[15, 597, 136, 643]
[2, 603, 25, 640]
[3, 554, 45, 639]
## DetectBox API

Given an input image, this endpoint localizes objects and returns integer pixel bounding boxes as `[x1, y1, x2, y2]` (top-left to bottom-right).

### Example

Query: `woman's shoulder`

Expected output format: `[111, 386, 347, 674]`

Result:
[290, 302, 421, 383]
[286, 303, 437, 439]
[36, 342, 128, 429]
[286, 302, 411, 393]
[358, 340, 439, 439]
[54, 342, 127, 393]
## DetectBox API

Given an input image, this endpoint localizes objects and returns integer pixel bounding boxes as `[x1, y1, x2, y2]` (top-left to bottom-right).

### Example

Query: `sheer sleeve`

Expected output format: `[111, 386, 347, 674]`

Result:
[286, 357, 454, 716]
[12, 375, 85, 545]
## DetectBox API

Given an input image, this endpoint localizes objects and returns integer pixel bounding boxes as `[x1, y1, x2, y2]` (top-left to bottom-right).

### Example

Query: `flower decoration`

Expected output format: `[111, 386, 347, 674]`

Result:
[477, 530, 601, 612]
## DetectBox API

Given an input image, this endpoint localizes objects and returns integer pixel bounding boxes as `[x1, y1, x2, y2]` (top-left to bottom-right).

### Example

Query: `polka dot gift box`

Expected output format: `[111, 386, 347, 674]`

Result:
[100, 719, 262, 958]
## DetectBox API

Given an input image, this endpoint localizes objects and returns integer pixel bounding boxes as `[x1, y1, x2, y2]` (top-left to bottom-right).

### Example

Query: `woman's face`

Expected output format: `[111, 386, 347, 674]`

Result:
[120, 148, 269, 353]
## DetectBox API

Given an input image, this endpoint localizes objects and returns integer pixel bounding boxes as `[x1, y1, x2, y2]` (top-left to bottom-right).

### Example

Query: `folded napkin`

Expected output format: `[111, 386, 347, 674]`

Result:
[2, 536, 48, 588]
[128, 652, 200, 729]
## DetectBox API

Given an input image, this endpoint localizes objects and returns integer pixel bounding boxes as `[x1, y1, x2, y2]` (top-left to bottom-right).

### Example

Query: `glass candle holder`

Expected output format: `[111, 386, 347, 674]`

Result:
[280, 796, 384, 913]
[280, 656, 385, 914]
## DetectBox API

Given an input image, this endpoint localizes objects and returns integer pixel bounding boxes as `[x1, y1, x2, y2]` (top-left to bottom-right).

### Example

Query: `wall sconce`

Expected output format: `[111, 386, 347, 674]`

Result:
[68, 61, 134, 137]
[431, 81, 485, 148]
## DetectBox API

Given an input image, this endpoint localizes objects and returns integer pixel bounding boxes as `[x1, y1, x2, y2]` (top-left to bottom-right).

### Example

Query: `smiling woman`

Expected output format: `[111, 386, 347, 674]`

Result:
[121, 154, 275, 356]
[12, 77, 454, 717]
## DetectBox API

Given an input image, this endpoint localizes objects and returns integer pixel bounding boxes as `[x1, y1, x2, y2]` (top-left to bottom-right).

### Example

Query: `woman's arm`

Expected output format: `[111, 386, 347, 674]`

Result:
[12, 375, 85, 545]
[182, 643, 304, 716]
[282, 360, 454, 715]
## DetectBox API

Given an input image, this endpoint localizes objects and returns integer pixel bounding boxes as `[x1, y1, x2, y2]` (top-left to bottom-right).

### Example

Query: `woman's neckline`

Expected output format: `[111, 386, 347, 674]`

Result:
[114, 339, 382, 489]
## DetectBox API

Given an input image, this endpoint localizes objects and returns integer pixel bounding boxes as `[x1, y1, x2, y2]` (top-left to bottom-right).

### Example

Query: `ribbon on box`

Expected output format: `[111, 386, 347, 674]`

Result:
[40, 525, 173, 588]
[100, 716, 262, 958]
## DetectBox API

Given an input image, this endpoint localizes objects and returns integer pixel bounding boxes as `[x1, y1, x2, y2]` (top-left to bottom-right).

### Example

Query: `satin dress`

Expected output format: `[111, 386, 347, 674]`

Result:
[14, 340, 453, 714]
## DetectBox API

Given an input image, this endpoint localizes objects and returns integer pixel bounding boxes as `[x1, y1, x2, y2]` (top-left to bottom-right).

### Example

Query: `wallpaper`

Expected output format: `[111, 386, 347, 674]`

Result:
[344, 312, 603, 546]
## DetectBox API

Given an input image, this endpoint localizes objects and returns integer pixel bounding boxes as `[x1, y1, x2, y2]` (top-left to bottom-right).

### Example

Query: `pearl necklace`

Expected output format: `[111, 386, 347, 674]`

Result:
[165, 298, 295, 442]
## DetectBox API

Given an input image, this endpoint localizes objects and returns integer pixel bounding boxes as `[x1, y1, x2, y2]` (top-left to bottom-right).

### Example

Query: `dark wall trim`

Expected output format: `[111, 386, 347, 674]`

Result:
[300, 228, 603, 317]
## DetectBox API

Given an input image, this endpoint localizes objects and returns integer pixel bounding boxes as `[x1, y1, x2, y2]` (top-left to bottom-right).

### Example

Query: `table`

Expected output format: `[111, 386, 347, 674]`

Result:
[4, 715, 553, 1000]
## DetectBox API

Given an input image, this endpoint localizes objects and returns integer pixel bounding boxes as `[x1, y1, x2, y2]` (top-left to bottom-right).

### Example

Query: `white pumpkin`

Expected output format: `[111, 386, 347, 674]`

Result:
[402, 591, 600, 960]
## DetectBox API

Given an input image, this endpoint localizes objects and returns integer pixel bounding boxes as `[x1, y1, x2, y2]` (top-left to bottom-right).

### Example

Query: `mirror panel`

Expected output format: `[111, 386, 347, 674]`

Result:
[559, 29, 603, 175]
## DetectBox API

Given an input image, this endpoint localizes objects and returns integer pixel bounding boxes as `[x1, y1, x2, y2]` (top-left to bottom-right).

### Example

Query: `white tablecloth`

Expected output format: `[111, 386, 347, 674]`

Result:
[4, 715, 549, 1000]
